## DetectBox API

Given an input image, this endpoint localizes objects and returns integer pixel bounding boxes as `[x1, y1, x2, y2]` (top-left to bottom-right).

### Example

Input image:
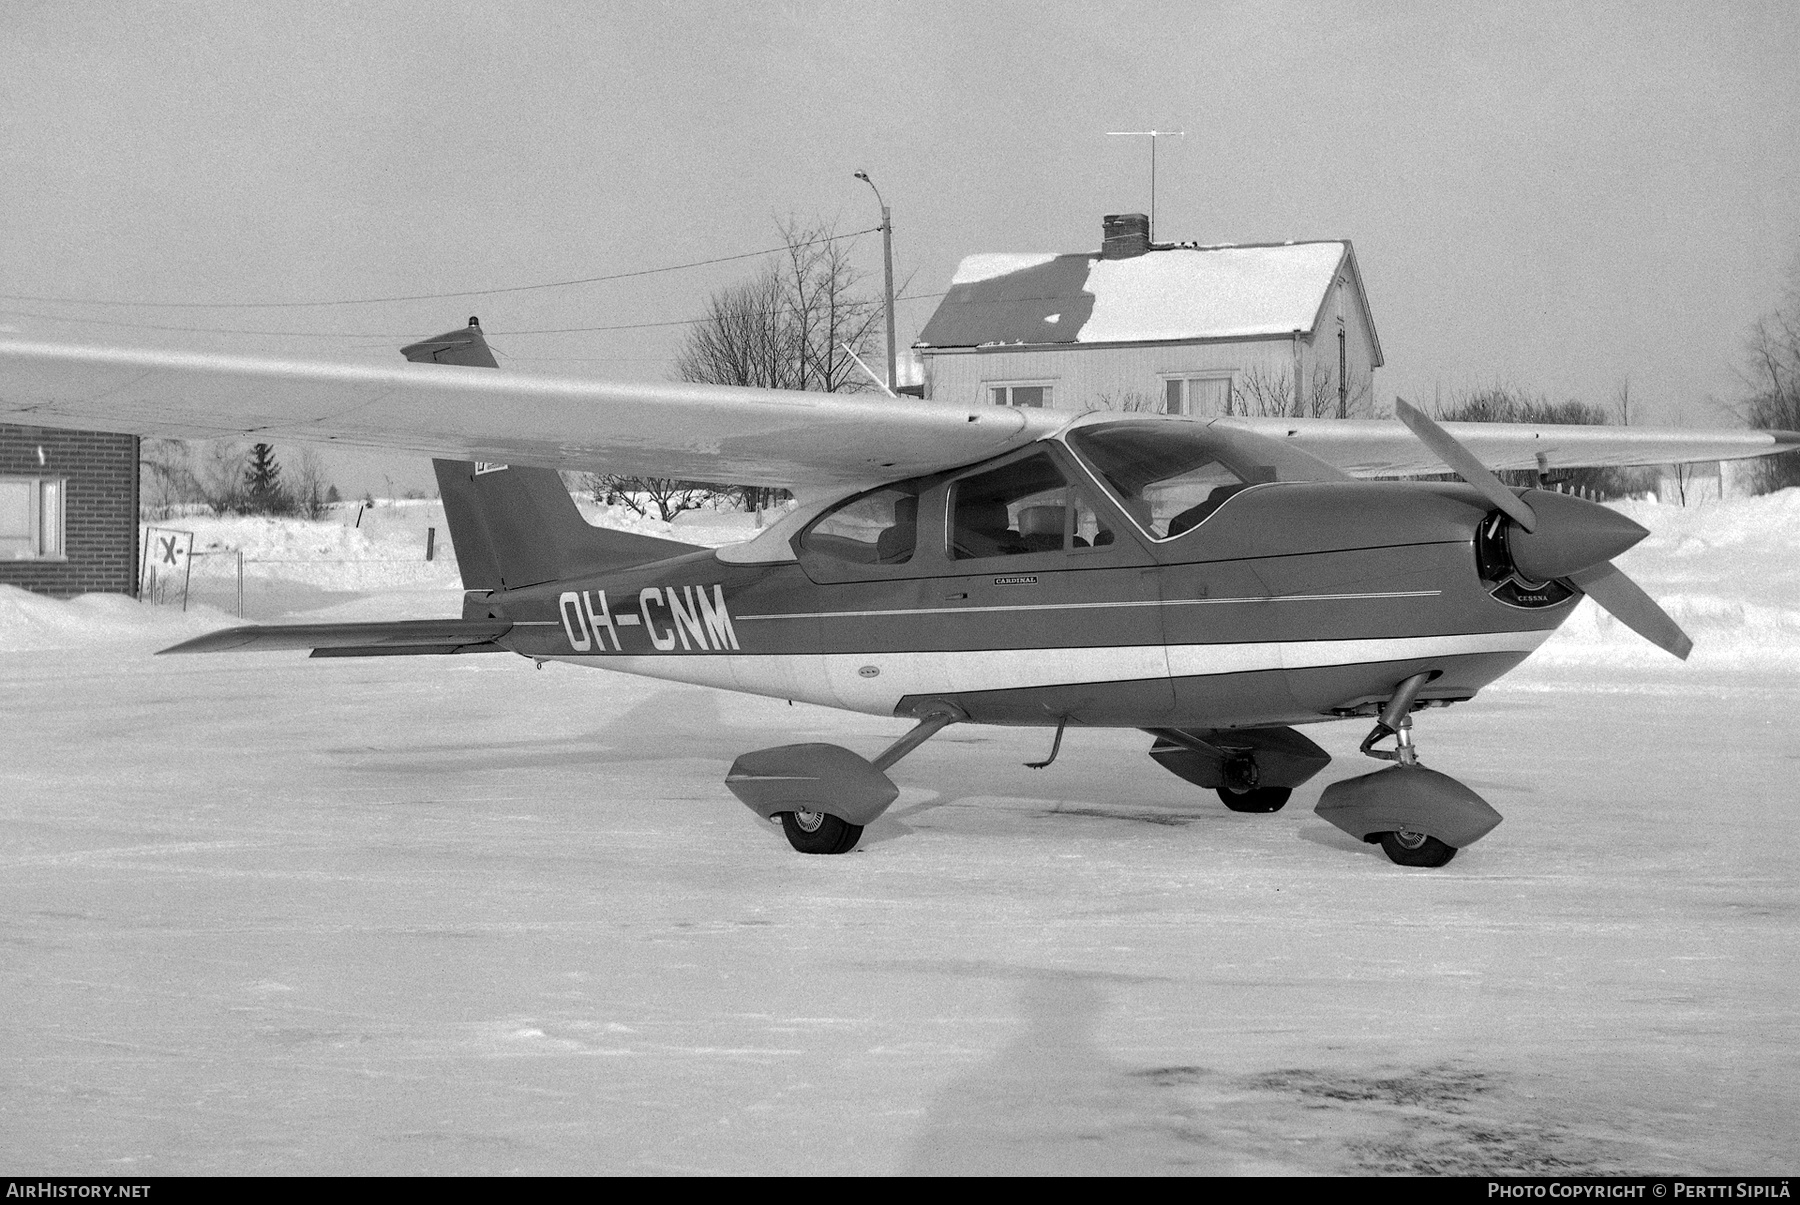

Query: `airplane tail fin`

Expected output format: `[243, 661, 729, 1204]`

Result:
[403, 319, 703, 600]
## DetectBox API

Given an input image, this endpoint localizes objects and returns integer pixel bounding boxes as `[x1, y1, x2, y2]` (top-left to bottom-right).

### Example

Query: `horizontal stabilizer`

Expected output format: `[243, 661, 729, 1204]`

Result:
[159, 618, 512, 656]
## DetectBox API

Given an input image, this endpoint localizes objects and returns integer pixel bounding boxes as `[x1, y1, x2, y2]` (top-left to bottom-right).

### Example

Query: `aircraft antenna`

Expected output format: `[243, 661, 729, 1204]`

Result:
[841, 343, 897, 398]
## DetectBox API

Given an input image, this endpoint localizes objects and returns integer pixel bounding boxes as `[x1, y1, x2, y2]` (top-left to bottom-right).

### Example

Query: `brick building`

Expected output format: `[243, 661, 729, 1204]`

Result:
[0, 424, 139, 596]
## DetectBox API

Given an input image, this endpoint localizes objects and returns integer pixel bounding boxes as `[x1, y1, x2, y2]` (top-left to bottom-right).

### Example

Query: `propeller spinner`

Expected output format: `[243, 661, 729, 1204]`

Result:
[1393, 400, 1693, 660]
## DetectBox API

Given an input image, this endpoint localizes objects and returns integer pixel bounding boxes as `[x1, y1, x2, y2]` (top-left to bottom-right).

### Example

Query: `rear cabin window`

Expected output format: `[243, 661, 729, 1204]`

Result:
[798, 486, 920, 565]
[948, 451, 1115, 560]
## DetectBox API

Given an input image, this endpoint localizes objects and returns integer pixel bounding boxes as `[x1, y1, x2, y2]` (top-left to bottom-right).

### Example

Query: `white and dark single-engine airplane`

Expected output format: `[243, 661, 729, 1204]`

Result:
[4, 321, 1796, 866]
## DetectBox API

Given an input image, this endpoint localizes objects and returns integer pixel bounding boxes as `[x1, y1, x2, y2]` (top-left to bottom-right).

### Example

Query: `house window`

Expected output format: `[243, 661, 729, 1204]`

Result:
[1161, 375, 1234, 416]
[990, 383, 1054, 408]
[0, 476, 66, 560]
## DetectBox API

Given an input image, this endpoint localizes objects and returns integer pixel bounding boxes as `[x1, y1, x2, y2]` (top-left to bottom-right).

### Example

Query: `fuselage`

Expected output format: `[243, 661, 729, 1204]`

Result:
[475, 425, 1577, 734]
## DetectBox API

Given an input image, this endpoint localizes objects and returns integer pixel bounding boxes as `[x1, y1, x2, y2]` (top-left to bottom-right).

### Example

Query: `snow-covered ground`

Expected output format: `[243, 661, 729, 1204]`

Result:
[2, 495, 1796, 1174]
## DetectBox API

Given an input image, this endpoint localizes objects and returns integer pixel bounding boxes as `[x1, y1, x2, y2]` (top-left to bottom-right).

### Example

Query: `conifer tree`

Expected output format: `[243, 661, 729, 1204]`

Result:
[242, 443, 291, 513]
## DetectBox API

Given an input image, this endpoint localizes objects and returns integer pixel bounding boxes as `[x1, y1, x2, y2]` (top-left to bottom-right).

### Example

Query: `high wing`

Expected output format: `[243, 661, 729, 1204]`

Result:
[0, 340, 1058, 490]
[1225, 415, 1800, 477]
[2, 339, 1794, 485]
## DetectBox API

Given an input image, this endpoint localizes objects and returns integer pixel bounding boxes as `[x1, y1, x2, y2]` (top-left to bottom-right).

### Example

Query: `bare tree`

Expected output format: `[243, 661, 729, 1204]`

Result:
[139, 438, 201, 519]
[1426, 385, 1650, 498]
[580, 475, 727, 524]
[1740, 256, 1800, 493]
[675, 217, 881, 394]
[1085, 389, 1160, 413]
[191, 443, 250, 514]
[673, 266, 797, 390]
[1235, 363, 1374, 419]
[774, 216, 882, 394]
[290, 447, 332, 519]
[657, 217, 883, 517]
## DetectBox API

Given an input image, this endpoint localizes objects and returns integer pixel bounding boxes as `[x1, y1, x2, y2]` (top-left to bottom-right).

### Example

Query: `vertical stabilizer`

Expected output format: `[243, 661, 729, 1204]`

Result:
[401, 317, 501, 368]
[403, 320, 702, 595]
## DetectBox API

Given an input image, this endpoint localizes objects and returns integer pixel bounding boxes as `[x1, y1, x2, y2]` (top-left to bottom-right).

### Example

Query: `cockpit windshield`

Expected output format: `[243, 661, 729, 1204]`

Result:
[1065, 422, 1267, 539]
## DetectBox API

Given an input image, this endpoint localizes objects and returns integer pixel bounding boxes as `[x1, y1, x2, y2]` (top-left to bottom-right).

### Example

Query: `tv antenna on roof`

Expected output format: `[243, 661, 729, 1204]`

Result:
[1106, 130, 1185, 241]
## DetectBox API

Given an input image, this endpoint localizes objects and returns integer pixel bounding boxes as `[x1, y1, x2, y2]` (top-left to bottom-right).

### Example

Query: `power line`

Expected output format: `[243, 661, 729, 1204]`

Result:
[0, 227, 879, 310]
[485, 292, 947, 336]
[0, 308, 437, 339]
[0, 289, 950, 341]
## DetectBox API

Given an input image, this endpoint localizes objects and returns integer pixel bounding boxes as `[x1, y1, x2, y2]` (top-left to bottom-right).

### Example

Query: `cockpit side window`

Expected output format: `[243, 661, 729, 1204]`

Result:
[1065, 423, 1264, 539]
[798, 485, 921, 565]
[948, 451, 1116, 559]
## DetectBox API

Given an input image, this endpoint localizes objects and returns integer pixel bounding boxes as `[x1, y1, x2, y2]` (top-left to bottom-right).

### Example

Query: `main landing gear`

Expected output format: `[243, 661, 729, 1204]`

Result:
[1314, 672, 1504, 867]
[1216, 784, 1293, 814]
[1146, 725, 1330, 813]
[724, 706, 964, 855]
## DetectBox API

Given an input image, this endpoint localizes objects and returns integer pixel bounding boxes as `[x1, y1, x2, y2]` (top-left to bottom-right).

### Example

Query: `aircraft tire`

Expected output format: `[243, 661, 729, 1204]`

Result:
[1215, 785, 1292, 813]
[1376, 829, 1458, 867]
[779, 809, 864, 855]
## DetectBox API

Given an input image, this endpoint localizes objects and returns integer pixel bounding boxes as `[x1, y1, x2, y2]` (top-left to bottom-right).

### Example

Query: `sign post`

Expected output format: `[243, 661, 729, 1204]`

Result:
[139, 526, 195, 609]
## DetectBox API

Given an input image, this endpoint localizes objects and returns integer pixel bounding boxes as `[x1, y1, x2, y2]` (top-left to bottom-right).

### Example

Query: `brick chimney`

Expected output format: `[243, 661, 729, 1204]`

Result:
[1101, 213, 1151, 259]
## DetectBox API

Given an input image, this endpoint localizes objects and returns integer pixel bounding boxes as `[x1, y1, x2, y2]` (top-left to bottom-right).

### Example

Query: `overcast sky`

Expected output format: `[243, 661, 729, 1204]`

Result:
[4, 0, 1796, 495]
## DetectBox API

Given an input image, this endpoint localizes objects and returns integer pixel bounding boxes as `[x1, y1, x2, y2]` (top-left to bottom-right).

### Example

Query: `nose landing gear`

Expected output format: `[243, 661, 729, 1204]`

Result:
[1315, 672, 1503, 867]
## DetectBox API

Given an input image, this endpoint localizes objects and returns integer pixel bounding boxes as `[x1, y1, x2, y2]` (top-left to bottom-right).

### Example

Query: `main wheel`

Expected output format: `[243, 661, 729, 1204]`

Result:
[1215, 785, 1291, 813]
[779, 809, 864, 855]
[1377, 829, 1458, 867]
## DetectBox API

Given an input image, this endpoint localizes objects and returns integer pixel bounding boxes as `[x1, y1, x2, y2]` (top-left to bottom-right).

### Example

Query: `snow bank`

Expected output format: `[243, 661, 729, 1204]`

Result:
[159, 501, 463, 594]
[1532, 490, 1800, 668]
[143, 498, 765, 598]
[0, 584, 230, 653]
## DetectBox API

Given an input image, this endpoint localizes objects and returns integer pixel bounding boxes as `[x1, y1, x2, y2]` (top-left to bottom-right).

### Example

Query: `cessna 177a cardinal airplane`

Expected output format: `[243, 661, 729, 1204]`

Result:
[4, 321, 1796, 866]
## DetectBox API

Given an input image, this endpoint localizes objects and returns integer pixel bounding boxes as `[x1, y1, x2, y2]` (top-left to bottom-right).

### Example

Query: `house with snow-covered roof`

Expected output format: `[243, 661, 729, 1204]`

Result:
[913, 213, 1383, 418]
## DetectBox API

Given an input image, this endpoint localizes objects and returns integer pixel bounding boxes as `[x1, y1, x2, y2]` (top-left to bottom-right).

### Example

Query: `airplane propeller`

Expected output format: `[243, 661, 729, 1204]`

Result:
[1393, 400, 1693, 660]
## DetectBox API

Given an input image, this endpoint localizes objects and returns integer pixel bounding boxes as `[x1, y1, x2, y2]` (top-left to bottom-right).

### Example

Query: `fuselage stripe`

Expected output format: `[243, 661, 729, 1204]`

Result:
[734, 589, 1443, 623]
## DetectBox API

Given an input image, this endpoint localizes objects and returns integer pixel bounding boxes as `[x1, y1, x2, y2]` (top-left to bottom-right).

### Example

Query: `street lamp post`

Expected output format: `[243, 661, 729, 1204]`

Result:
[855, 170, 898, 393]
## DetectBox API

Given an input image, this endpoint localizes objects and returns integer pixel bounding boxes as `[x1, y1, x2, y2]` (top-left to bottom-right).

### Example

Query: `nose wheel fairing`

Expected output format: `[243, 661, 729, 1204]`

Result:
[1315, 764, 1503, 851]
[1315, 671, 1504, 862]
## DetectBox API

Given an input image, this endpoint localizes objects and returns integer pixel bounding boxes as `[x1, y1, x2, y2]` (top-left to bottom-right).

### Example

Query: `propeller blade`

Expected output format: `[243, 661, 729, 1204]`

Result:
[1394, 399, 1538, 531]
[1567, 562, 1693, 660]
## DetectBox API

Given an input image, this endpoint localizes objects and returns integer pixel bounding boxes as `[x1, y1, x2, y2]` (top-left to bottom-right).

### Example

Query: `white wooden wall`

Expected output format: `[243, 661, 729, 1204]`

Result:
[921, 275, 1379, 417]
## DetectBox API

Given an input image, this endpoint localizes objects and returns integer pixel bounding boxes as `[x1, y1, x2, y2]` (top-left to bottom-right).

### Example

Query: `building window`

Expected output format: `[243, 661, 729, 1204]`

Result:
[0, 476, 66, 560]
[990, 383, 1054, 408]
[1161, 374, 1234, 416]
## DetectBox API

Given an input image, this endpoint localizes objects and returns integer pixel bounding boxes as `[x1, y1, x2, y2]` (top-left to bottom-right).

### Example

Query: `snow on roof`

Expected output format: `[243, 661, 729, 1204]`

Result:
[949, 253, 1061, 285]
[917, 241, 1351, 348]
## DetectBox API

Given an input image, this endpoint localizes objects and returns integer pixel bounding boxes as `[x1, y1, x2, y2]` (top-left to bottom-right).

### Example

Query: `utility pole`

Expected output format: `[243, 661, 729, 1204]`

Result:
[1106, 130, 1185, 241]
[855, 171, 898, 393]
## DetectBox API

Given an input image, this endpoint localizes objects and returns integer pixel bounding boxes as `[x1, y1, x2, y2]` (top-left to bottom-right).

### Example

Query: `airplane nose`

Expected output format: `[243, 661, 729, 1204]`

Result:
[1506, 490, 1649, 582]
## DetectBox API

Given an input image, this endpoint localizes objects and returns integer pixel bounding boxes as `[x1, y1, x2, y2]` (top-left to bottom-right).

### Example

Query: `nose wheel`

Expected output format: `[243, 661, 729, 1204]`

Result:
[1377, 828, 1457, 867]
[1316, 672, 1503, 867]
